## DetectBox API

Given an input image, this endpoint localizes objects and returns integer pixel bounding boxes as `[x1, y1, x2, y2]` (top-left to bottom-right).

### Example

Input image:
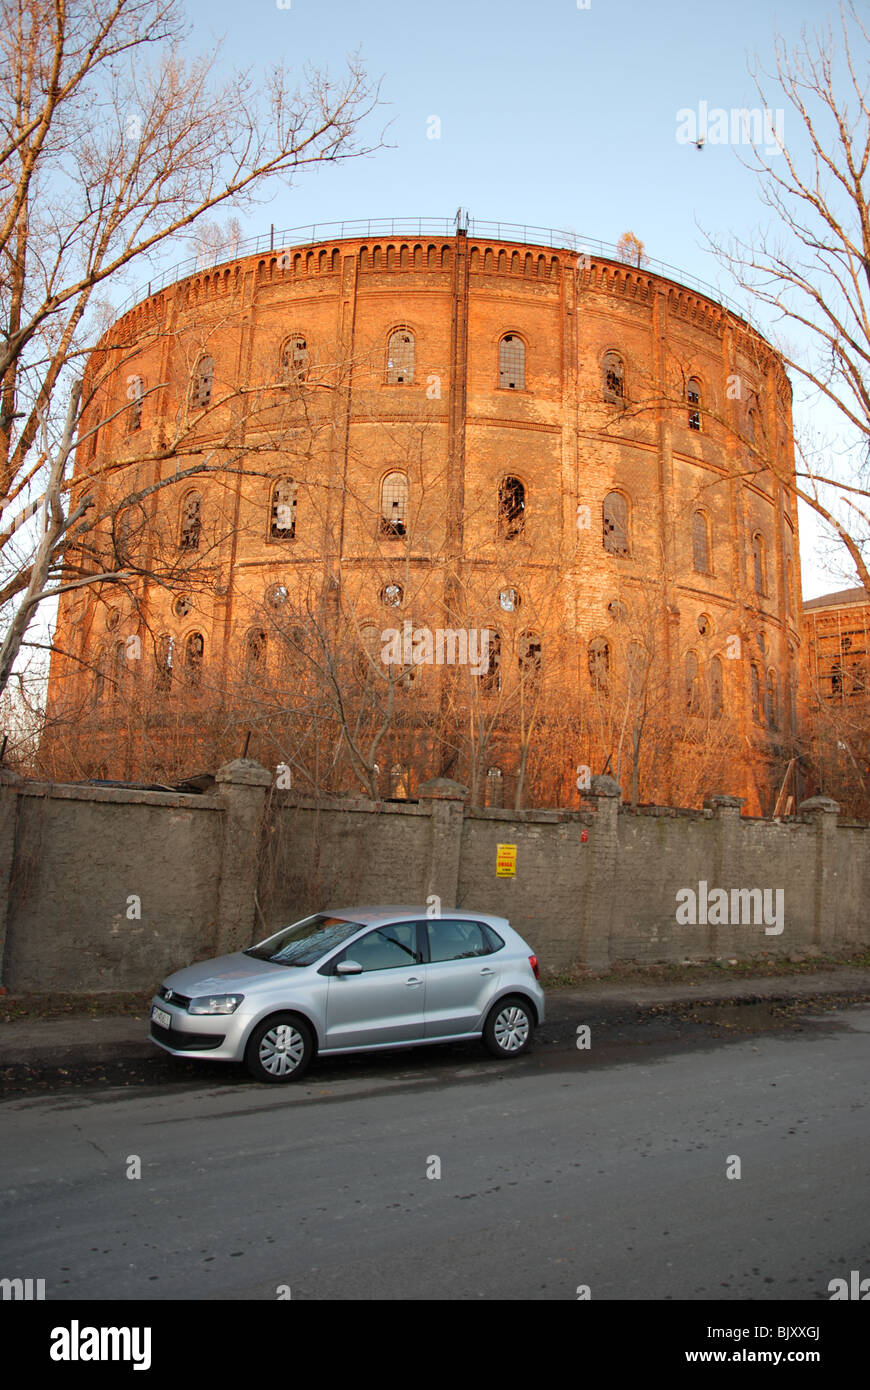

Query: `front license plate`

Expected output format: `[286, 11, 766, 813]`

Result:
[151, 1006, 171, 1030]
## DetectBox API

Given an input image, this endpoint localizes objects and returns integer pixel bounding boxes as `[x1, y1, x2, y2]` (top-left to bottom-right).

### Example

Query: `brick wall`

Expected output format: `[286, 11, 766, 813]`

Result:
[0, 764, 864, 993]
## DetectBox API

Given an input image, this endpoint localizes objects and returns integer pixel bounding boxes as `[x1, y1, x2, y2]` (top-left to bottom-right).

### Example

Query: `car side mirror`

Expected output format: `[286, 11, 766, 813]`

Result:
[335, 960, 363, 976]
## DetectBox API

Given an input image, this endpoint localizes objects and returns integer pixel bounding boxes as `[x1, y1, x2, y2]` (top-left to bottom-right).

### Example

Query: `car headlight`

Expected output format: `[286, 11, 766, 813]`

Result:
[188, 994, 245, 1015]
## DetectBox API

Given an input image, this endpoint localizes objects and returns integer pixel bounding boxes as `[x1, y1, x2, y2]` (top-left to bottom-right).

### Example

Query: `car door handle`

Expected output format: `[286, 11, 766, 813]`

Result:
[480, 967, 495, 975]
[405, 977, 422, 986]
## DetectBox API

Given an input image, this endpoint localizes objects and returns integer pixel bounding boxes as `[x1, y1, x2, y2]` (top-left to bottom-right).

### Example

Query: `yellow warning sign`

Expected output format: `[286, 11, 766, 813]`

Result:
[496, 843, 517, 877]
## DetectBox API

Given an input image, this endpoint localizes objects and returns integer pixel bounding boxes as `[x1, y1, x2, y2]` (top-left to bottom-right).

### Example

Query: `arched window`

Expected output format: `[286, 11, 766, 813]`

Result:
[380, 472, 408, 537]
[603, 491, 628, 555]
[155, 634, 174, 694]
[687, 376, 702, 430]
[246, 629, 267, 682]
[386, 328, 414, 384]
[588, 637, 610, 689]
[710, 655, 724, 718]
[179, 491, 202, 549]
[602, 351, 625, 404]
[750, 662, 762, 722]
[281, 335, 308, 383]
[479, 630, 502, 693]
[184, 632, 204, 687]
[518, 631, 542, 687]
[192, 355, 214, 408]
[270, 478, 297, 539]
[685, 651, 701, 713]
[127, 376, 144, 432]
[752, 532, 767, 595]
[692, 510, 710, 573]
[499, 334, 525, 390]
[498, 476, 525, 538]
[765, 668, 778, 728]
[486, 766, 504, 808]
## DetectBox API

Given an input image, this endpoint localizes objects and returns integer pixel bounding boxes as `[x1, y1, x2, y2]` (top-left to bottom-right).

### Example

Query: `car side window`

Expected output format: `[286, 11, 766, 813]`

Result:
[427, 919, 495, 963]
[335, 921, 420, 973]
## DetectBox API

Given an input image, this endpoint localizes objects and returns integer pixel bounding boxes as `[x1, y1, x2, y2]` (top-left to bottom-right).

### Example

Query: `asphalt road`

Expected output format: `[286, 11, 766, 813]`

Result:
[1, 1001, 868, 1300]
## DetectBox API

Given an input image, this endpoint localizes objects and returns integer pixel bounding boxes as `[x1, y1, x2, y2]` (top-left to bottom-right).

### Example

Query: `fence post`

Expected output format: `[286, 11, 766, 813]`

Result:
[798, 795, 840, 949]
[417, 778, 468, 910]
[0, 769, 21, 988]
[580, 774, 622, 970]
[214, 759, 272, 956]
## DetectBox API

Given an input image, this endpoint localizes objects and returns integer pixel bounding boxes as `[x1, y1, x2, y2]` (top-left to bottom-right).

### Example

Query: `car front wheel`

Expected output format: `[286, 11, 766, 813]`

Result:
[483, 996, 534, 1059]
[244, 1014, 314, 1083]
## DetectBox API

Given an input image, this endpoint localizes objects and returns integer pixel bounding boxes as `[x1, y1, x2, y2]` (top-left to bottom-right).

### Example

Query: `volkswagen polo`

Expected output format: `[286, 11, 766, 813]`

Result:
[149, 906, 545, 1083]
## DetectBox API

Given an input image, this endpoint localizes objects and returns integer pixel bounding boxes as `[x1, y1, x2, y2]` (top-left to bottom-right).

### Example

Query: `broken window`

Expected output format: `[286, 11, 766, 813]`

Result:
[692, 510, 710, 573]
[498, 476, 525, 538]
[282, 336, 308, 383]
[184, 632, 204, 688]
[156, 634, 174, 694]
[602, 351, 625, 404]
[479, 630, 502, 693]
[519, 631, 542, 687]
[192, 355, 214, 408]
[499, 334, 525, 390]
[687, 376, 701, 431]
[246, 628, 267, 681]
[380, 472, 408, 537]
[179, 491, 202, 549]
[603, 492, 628, 555]
[588, 637, 610, 689]
[386, 329, 414, 385]
[270, 478, 297, 539]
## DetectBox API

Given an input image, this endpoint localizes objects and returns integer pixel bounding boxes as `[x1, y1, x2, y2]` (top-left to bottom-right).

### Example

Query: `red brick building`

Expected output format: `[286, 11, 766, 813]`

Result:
[44, 218, 802, 812]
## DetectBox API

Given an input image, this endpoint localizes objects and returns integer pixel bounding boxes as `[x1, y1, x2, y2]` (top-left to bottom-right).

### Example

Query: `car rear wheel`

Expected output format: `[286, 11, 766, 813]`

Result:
[483, 996, 534, 1059]
[244, 1014, 314, 1083]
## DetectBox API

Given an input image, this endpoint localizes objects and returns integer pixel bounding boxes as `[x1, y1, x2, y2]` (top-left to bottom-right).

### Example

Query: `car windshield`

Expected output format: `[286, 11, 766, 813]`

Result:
[244, 914, 365, 966]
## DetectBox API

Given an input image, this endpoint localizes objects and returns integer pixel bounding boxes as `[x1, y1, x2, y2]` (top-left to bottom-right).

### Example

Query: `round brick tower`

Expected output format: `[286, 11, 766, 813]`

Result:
[45, 218, 801, 813]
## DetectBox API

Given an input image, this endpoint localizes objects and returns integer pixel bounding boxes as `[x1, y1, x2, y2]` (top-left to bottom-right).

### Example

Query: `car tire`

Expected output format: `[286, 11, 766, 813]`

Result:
[482, 996, 534, 1059]
[244, 1013, 314, 1084]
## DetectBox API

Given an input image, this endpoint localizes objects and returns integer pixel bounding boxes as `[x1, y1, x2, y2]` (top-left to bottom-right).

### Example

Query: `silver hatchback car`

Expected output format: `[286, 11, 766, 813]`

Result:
[150, 906, 545, 1083]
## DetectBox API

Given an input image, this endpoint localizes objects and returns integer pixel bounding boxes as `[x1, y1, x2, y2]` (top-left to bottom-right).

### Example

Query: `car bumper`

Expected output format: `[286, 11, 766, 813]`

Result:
[149, 996, 248, 1062]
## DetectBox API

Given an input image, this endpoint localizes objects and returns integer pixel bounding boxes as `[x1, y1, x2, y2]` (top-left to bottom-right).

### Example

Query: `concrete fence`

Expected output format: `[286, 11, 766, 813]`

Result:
[0, 762, 865, 992]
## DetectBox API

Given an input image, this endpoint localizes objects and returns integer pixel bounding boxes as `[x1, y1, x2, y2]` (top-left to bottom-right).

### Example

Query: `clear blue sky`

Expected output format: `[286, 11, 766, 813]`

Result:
[171, 0, 847, 596]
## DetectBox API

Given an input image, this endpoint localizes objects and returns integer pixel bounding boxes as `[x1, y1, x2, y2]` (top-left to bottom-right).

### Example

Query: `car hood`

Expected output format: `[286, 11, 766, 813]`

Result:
[161, 951, 295, 995]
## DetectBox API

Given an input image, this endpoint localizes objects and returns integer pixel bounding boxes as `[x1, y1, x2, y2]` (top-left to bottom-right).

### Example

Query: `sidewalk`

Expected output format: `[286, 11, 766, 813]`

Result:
[1, 968, 867, 1068]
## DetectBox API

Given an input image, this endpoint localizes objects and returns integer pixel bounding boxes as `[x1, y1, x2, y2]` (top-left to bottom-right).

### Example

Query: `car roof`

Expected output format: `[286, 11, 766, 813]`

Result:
[323, 905, 511, 931]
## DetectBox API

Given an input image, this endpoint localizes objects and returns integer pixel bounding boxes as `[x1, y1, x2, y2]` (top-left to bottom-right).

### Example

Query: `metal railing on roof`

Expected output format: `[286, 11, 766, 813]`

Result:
[114, 215, 750, 322]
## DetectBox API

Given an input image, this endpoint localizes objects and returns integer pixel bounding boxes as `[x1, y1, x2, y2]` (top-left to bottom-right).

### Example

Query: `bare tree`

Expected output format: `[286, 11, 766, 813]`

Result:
[0, 0, 383, 697]
[705, 1, 870, 587]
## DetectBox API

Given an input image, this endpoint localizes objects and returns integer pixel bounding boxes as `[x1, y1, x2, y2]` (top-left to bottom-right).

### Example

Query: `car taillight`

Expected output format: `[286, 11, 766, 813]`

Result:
[528, 954, 540, 980]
